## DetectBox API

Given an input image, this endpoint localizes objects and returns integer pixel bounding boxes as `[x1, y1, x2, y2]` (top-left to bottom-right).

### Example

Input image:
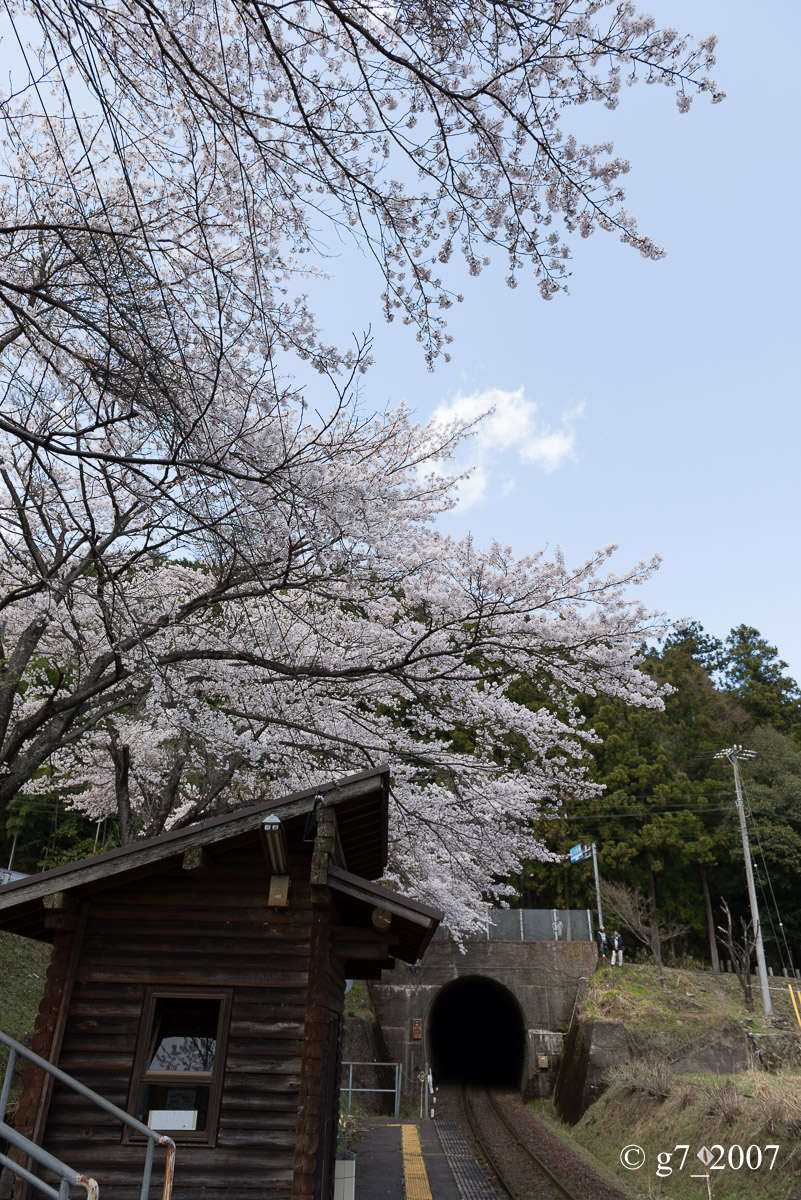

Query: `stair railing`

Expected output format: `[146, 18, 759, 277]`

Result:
[0, 1030, 175, 1200]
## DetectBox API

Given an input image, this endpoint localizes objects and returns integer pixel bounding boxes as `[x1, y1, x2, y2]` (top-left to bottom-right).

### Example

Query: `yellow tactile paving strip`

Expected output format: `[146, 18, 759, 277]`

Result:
[401, 1123, 434, 1200]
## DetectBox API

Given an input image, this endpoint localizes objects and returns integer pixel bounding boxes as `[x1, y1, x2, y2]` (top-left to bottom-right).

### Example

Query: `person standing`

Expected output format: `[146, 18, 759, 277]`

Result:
[611, 929, 624, 967]
[597, 925, 608, 962]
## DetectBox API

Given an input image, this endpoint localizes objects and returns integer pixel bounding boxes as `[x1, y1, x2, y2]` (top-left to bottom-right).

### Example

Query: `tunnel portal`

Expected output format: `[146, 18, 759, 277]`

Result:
[428, 976, 526, 1088]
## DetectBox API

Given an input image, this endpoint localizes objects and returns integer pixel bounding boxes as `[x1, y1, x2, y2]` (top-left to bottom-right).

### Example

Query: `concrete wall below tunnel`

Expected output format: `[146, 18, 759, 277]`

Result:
[370, 938, 597, 1100]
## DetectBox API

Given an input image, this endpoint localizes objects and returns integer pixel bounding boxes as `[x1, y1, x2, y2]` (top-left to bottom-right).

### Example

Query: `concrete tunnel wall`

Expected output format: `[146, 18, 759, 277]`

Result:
[370, 938, 597, 1099]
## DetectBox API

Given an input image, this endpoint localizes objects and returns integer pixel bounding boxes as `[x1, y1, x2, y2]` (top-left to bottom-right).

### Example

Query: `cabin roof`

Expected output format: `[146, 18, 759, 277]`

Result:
[0, 765, 442, 962]
[327, 864, 440, 965]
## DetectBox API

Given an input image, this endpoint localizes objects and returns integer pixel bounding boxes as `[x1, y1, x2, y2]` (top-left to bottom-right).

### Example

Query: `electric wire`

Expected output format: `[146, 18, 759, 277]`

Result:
[550, 804, 733, 820]
[751, 853, 786, 971]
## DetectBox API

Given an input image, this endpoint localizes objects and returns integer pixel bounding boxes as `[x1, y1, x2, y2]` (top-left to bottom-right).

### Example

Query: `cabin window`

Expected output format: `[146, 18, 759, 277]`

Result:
[129, 990, 231, 1143]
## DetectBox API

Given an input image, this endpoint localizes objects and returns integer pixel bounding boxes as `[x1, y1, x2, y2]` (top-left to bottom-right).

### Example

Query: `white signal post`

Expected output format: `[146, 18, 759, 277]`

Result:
[715, 745, 772, 1016]
[591, 843, 603, 931]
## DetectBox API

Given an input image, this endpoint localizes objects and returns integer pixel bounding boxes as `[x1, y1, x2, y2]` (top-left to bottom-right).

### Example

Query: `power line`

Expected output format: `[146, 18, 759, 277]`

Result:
[546, 802, 801, 824]
[546, 805, 735, 820]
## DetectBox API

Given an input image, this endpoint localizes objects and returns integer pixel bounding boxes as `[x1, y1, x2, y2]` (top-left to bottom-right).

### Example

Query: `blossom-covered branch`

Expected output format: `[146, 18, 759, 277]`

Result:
[0, 399, 665, 929]
[0, 0, 720, 484]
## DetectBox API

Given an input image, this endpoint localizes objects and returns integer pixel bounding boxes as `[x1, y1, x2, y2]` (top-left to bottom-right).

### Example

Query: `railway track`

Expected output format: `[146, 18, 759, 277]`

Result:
[461, 1085, 582, 1200]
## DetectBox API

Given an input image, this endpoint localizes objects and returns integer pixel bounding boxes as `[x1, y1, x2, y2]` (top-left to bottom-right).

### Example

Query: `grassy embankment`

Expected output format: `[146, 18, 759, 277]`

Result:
[532, 963, 801, 1200]
[582, 961, 776, 1036]
[0, 931, 50, 1110]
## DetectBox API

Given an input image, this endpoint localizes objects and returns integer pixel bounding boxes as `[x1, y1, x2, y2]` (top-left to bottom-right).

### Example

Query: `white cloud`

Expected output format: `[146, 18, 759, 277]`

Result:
[429, 387, 583, 511]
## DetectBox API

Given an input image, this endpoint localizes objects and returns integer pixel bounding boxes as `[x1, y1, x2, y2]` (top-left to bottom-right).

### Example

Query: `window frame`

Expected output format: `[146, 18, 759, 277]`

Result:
[125, 986, 232, 1146]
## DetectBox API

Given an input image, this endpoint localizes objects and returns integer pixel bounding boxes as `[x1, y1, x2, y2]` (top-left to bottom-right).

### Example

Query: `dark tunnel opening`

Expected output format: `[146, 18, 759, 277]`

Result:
[428, 977, 526, 1088]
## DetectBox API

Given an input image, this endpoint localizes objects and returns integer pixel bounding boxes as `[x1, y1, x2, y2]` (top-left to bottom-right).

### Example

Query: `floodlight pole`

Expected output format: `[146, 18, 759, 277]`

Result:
[591, 843, 603, 930]
[721, 746, 772, 1016]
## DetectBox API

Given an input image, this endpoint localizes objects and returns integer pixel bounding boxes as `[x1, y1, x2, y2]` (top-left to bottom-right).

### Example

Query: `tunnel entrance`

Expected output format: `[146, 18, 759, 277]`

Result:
[427, 976, 526, 1088]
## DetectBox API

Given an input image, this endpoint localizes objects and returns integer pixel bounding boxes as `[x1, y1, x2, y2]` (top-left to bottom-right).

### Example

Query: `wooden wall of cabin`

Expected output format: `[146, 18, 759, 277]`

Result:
[33, 841, 326, 1200]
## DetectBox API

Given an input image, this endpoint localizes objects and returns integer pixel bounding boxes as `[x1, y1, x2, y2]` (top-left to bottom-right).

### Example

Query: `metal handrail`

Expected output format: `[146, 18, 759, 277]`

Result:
[0, 1029, 176, 1200]
[0, 1119, 98, 1200]
[341, 1061, 401, 1118]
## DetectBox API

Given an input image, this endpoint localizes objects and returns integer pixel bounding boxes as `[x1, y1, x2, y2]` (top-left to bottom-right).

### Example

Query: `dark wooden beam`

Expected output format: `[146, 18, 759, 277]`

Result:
[332, 942, 397, 960]
[29, 901, 89, 1158]
[43, 911, 79, 932]
[42, 892, 77, 913]
[310, 807, 336, 887]
[182, 846, 209, 877]
[332, 926, 396, 944]
[343, 959, 395, 980]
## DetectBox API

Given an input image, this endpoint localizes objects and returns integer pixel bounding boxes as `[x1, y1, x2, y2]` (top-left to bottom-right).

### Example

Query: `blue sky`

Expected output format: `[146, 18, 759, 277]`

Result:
[308, 0, 801, 679]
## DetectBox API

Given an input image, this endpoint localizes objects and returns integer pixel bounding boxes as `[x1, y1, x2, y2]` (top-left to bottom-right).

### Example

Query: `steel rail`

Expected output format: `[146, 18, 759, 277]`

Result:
[460, 1085, 516, 1200]
[461, 1084, 582, 1200]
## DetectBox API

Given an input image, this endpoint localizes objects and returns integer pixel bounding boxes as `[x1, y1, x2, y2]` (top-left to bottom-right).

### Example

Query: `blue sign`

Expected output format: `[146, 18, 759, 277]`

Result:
[569, 844, 584, 863]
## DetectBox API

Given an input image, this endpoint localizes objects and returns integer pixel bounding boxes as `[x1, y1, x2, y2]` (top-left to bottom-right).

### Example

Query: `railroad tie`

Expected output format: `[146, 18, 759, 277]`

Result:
[401, 1123, 434, 1200]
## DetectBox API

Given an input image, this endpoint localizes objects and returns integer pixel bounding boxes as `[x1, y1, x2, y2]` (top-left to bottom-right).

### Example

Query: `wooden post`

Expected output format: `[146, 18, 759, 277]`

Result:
[292, 892, 333, 1200]
[310, 807, 336, 887]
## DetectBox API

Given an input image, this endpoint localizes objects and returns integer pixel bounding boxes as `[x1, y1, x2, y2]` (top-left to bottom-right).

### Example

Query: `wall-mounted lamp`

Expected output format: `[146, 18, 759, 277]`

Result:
[261, 815, 290, 908]
[260, 815, 288, 874]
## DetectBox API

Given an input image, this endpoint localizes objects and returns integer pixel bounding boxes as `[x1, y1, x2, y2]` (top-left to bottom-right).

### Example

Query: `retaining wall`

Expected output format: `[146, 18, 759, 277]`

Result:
[370, 938, 597, 1100]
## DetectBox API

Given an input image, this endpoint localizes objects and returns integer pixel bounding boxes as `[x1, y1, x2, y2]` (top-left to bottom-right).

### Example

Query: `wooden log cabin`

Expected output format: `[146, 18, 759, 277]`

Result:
[0, 765, 441, 1200]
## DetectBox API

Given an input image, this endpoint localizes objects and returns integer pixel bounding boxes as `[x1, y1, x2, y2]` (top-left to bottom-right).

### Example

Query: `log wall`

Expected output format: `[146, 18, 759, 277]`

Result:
[35, 843, 338, 1200]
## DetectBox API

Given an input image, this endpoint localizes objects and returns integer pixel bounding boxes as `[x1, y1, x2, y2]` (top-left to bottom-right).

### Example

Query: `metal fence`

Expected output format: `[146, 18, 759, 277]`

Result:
[434, 907, 593, 942]
[340, 1062, 402, 1118]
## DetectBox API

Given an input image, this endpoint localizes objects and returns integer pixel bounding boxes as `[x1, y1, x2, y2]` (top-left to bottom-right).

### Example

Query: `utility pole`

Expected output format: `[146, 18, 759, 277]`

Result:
[716, 745, 772, 1016]
[568, 842, 603, 930]
[568, 840, 599, 931]
[591, 843, 603, 931]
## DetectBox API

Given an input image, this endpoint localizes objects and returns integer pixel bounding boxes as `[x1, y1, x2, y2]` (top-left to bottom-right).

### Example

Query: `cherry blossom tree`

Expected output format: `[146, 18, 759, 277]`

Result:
[0, 0, 721, 927]
[0, 399, 665, 929]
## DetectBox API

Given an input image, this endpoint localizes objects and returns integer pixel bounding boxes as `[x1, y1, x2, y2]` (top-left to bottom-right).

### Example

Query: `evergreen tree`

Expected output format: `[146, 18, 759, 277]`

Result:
[720, 626, 801, 739]
[513, 629, 749, 965]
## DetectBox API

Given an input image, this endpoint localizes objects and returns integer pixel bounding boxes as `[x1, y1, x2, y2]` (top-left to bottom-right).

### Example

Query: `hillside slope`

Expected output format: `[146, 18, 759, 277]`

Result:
[564, 964, 801, 1200]
[0, 932, 50, 1111]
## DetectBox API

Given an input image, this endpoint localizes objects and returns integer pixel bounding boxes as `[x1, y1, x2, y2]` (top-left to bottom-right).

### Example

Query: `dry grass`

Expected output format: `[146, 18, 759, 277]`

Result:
[604, 1054, 673, 1100]
[574, 1067, 801, 1200]
[583, 962, 773, 1037]
[742, 1070, 801, 1136]
[575, 966, 801, 1198]
[701, 1078, 741, 1119]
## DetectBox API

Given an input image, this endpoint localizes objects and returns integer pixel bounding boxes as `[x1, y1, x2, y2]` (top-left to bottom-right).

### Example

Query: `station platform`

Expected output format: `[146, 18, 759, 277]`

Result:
[351, 1117, 496, 1200]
